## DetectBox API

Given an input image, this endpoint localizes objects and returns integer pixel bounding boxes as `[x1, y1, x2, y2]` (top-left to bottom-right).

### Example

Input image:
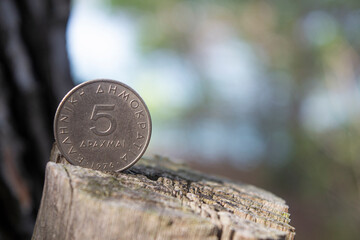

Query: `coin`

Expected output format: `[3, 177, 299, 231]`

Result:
[54, 79, 152, 172]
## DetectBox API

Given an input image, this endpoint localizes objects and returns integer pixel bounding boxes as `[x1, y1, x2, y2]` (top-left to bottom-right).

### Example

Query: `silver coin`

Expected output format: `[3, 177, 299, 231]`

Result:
[54, 79, 152, 172]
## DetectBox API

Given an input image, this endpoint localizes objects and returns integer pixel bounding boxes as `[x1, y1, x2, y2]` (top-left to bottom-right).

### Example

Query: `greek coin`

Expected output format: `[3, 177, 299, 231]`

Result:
[54, 79, 152, 172]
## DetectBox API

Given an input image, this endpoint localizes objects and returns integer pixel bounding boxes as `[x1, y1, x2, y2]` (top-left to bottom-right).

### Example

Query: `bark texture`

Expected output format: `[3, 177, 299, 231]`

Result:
[33, 145, 295, 240]
[0, 0, 73, 239]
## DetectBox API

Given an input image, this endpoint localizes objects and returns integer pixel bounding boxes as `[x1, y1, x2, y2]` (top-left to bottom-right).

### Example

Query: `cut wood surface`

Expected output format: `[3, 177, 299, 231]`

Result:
[32, 144, 295, 240]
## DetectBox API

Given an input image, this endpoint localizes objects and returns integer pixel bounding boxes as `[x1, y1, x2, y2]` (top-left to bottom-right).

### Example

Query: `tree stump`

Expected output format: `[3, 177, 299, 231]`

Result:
[32, 144, 295, 240]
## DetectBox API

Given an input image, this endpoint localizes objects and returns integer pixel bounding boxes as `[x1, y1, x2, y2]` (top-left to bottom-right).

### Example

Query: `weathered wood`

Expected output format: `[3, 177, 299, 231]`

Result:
[32, 145, 295, 240]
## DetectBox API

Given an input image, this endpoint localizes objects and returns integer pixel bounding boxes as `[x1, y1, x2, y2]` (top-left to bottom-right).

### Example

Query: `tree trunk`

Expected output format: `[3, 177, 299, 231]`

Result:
[0, 0, 73, 239]
[32, 144, 295, 240]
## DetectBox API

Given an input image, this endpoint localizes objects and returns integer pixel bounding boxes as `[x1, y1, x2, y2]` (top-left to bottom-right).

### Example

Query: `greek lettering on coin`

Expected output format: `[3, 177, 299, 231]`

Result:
[54, 79, 152, 172]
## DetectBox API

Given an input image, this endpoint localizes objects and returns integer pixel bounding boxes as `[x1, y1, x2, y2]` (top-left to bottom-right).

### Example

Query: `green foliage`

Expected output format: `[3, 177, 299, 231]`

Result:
[98, 0, 360, 238]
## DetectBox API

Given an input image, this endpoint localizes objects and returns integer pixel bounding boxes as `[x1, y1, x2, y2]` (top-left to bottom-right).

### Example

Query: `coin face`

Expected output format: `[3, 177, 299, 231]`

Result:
[54, 79, 152, 172]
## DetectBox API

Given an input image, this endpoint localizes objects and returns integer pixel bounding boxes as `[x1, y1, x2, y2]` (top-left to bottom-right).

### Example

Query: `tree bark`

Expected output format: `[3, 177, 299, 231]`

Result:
[0, 0, 73, 239]
[32, 144, 295, 240]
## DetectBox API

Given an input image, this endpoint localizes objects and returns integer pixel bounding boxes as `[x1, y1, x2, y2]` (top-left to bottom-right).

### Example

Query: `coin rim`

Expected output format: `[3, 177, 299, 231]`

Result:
[54, 79, 152, 172]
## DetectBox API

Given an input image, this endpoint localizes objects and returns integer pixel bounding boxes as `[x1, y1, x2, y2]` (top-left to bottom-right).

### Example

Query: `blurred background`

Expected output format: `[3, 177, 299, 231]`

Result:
[1, 0, 360, 239]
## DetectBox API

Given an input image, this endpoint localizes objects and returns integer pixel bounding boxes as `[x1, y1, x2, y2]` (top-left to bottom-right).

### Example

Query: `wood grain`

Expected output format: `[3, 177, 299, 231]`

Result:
[32, 144, 295, 240]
